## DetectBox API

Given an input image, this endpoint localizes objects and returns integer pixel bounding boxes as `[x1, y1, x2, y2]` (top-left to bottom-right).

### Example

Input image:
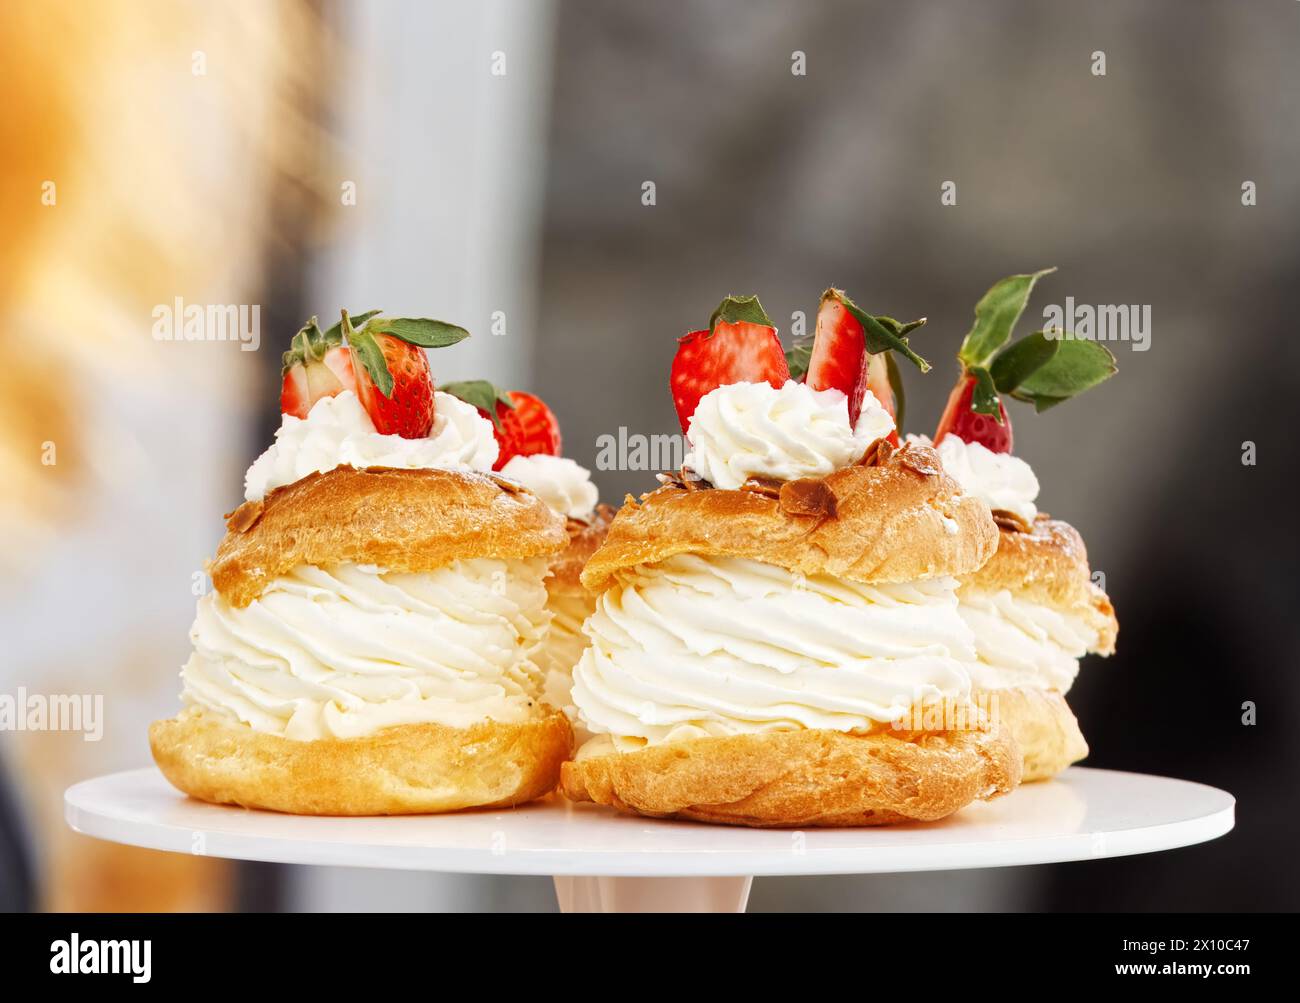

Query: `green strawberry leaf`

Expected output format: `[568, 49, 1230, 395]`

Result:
[969, 365, 1003, 423]
[441, 379, 515, 430]
[340, 310, 394, 398]
[833, 292, 931, 372]
[709, 294, 773, 335]
[321, 309, 381, 343]
[884, 351, 907, 431]
[989, 330, 1060, 394]
[1008, 335, 1117, 410]
[785, 337, 814, 381]
[370, 316, 470, 348]
[958, 268, 1056, 370]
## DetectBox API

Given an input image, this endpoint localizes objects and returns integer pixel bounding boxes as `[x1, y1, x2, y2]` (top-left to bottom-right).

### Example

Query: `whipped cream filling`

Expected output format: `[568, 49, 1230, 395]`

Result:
[500, 454, 599, 521]
[957, 587, 1099, 694]
[244, 390, 498, 501]
[934, 434, 1039, 524]
[684, 380, 894, 490]
[570, 553, 976, 750]
[180, 558, 552, 740]
[539, 589, 598, 734]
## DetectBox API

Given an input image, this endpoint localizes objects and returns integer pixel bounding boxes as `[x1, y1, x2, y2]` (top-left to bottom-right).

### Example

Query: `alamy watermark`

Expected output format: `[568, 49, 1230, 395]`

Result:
[151, 298, 260, 351]
[595, 427, 687, 472]
[0, 688, 103, 741]
[1042, 298, 1151, 351]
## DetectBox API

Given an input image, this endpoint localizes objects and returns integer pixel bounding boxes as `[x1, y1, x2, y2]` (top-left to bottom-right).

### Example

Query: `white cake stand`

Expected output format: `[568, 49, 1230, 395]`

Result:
[65, 766, 1233, 912]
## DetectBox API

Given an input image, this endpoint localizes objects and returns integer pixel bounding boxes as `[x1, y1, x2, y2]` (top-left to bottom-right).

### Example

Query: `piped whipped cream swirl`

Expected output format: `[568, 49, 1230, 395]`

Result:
[570, 553, 975, 750]
[957, 588, 1100, 693]
[684, 380, 894, 490]
[933, 435, 1039, 524]
[180, 558, 551, 740]
[244, 390, 498, 501]
[500, 454, 599, 521]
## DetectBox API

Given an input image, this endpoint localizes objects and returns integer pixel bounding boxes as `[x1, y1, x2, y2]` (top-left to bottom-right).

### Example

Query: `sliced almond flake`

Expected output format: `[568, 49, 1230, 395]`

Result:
[740, 476, 783, 499]
[991, 508, 1033, 533]
[225, 500, 264, 533]
[678, 465, 710, 491]
[488, 474, 526, 495]
[895, 442, 942, 477]
[778, 478, 838, 518]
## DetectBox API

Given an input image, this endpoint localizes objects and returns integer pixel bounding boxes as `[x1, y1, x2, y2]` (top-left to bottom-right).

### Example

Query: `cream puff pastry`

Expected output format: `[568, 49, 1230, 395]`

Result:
[151, 314, 573, 814]
[561, 294, 1022, 827]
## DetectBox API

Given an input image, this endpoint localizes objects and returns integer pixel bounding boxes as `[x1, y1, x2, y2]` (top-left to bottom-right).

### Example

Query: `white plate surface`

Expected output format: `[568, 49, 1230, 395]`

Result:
[65, 766, 1233, 877]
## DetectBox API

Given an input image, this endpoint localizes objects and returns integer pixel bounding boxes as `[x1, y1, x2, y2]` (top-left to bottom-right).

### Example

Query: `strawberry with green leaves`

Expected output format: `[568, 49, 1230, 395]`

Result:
[788, 288, 930, 444]
[670, 295, 791, 434]
[441, 380, 562, 471]
[338, 309, 469, 439]
[933, 269, 1117, 453]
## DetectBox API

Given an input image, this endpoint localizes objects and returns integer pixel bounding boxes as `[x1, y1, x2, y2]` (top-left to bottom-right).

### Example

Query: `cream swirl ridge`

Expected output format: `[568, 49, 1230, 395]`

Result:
[684, 380, 893, 490]
[957, 587, 1099, 693]
[500, 454, 598, 520]
[569, 553, 976, 748]
[244, 390, 498, 501]
[934, 435, 1039, 523]
[180, 557, 551, 740]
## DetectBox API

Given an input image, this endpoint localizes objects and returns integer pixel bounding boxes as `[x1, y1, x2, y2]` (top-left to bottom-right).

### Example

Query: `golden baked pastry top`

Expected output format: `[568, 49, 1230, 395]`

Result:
[212, 465, 568, 608]
[960, 516, 1117, 655]
[547, 503, 616, 594]
[581, 442, 998, 591]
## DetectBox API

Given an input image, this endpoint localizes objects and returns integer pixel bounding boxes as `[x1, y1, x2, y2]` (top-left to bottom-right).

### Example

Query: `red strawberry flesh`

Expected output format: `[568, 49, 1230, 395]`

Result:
[933, 373, 1013, 453]
[491, 391, 562, 470]
[350, 334, 436, 439]
[671, 320, 789, 435]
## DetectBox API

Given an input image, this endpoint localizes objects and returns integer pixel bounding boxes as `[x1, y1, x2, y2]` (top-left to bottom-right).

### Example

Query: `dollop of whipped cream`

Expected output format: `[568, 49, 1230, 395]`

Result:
[569, 553, 975, 751]
[957, 588, 1100, 693]
[180, 557, 552, 740]
[933, 434, 1039, 524]
[683, 380, 894, 490]
[244, 390, 498, 501]
[500, 454, 599, 521]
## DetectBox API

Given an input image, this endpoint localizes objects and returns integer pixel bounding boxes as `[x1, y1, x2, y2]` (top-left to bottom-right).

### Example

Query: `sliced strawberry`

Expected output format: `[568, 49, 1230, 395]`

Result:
[493, 391, 561, 469]
[671, 296, 789, 435]
[279, 318, 359, 419]
[852, 353, 900, 446]
[934, 373, 1013, 453]
[440, 381, 561, 470]
[809, 290, 926, 434]
[807, 294, 864, 405]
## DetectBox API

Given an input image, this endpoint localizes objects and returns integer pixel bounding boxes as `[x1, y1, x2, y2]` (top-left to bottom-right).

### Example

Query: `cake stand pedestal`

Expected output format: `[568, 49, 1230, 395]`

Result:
[65, 767, 1233, 913]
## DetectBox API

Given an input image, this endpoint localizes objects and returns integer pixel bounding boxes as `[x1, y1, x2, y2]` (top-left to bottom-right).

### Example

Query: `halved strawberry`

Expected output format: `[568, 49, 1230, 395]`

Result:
[852, 353, 901, 447]
[671, 295, 789, 434]
[279, 318, 359, 418]
[808, 289, 928, 433]
[934, 372, 1013, 453]
[340, 311, 470, 439]
[440, 381, 562, 470]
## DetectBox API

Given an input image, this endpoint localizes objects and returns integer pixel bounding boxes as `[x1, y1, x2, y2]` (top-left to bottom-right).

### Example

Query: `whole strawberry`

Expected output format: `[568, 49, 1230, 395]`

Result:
[340, 310, 470, 439]
[670, 295, 790, 435]
[441, 381, 562, 470]
[933, 269, 1116, 452]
